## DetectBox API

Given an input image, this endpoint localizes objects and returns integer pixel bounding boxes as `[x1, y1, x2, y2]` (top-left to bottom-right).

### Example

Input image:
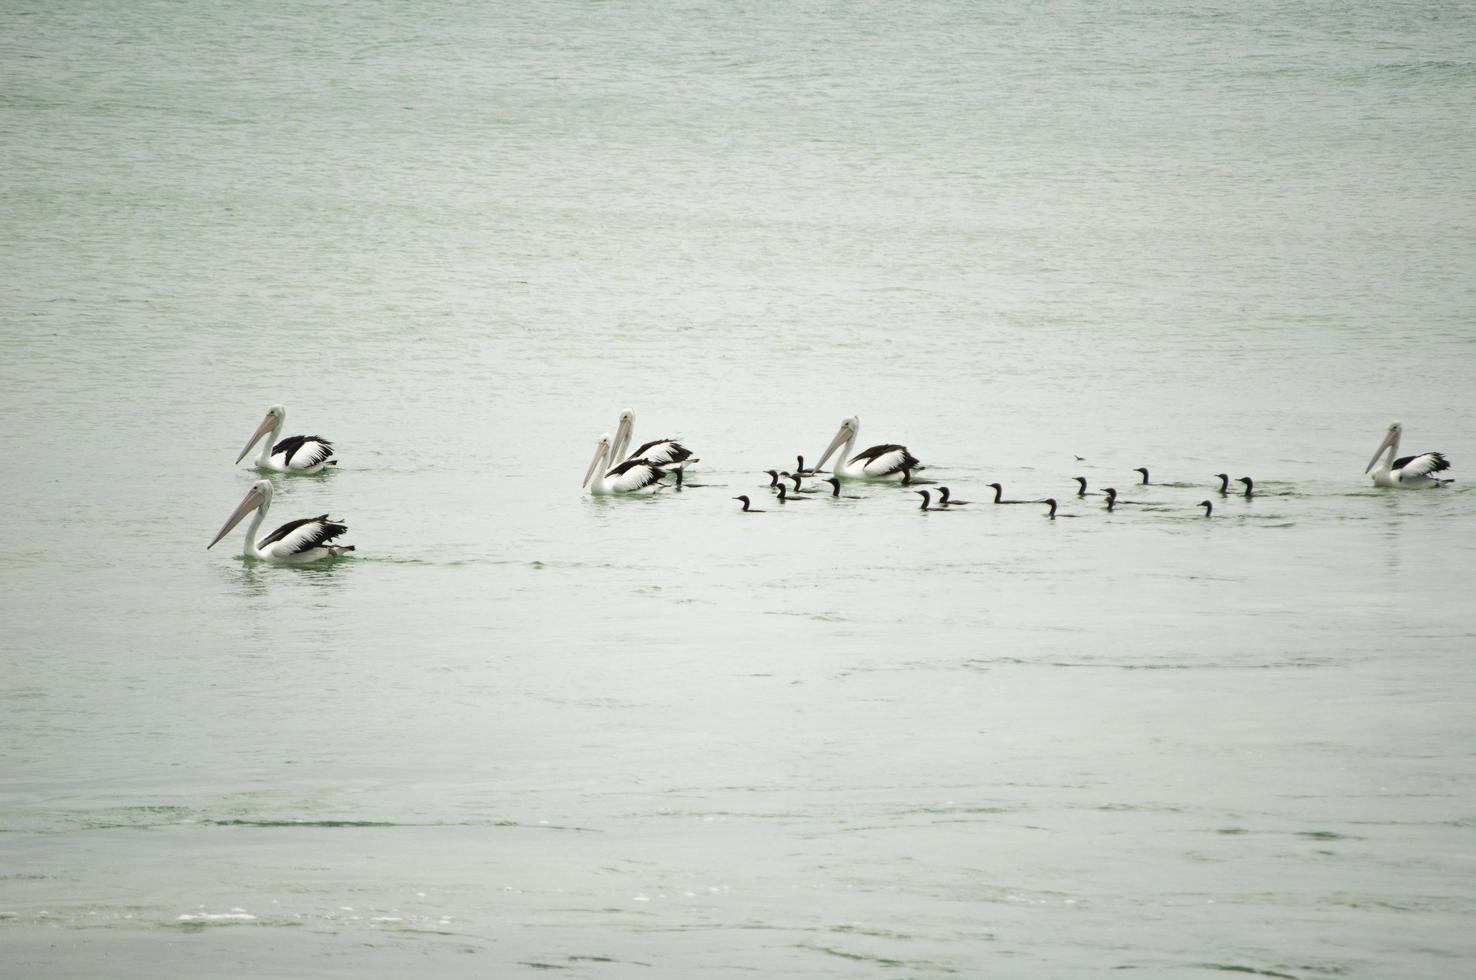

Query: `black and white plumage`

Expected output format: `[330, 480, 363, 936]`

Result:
[208, 480, 353, 562]
[583, 433, 666, 494]
[236, 404, 337, 474]
[611, 409, 698, 473]
[1367, 422, 1452, 489]
[815, 416, 921, 481]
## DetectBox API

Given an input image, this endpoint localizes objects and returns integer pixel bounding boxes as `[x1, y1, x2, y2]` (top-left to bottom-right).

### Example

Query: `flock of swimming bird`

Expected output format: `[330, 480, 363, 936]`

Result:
[210, 410, 1453, 563]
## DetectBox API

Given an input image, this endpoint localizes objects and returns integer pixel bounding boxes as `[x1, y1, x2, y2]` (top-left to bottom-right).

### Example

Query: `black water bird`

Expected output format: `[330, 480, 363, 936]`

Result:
[794, 455, 823, 476]
[822, 478, 861, 499]
[1134, 467, 1151, 485]
[788, 474, 821, 494]
[1041, 498, 1077, 519]
[1237, 476, 1254, 498]
[915, 491, 953, 512]
[764, 470, 782, 488]
[1199, 500, 1213, 517]
[774, 483, 808, 504]
[937, 487, 970, 506]
[1102, 487, 1118, 511]
[733, 495, 765, 513]
[986, 482, 1029, 504]
[1215, 473, 1231, 495]
[1073, 476, 1092, 497]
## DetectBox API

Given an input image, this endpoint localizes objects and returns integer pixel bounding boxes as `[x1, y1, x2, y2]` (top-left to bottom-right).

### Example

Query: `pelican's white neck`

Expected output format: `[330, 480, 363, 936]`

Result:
[256, 415, 284, 467]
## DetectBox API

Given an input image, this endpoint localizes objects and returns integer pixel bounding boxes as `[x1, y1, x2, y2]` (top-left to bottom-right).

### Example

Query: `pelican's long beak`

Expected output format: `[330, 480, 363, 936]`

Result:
[1366, 428, 1398, 473]
[611, 416, 632, 462]
[208, 486, 265, 549]
[816, 424, 850, 469]
[235, 412, 278, 464]
[583, 440, 609, 488]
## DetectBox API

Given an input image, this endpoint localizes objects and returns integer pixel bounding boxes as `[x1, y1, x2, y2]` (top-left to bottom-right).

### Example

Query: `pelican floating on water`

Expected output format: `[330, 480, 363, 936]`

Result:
[583, 433, 666, 495]
[207, 479, 353, 562]
[815, 416, 920, 481]
[1366, 422, 1452, 489]
[235, 405, 336, 473]
[611, 409, 697, 473]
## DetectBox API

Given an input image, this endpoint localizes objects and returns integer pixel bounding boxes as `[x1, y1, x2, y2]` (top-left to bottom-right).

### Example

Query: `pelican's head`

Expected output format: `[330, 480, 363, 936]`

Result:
[583, 433, 613, 487]
[1366, 421, 1403, 473]
[816, 416, 859, 469]
[235, 404, 287, 464]
[209, 479, 273, 549]
[612, 409, 635, 457]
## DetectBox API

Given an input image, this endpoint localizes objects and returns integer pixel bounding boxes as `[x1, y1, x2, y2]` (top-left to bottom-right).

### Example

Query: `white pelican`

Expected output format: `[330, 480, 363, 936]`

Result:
[583, 433, 666, 495]
[611, 409, 697, 472]
[207, 480, 354, 562]
[1366, 422, 1452, 489]
[814, 416, 920, 481]
[236, 405, 336, 473]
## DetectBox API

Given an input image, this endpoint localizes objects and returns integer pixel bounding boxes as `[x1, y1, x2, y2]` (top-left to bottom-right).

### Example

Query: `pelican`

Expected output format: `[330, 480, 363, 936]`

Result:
[821, 478, 861, 499]
[733, 495, 766, 513]
[937, 487, 970, 506]
[986, 483, 1029, 504]
[1133, 467, 1150, 485]
[611, 409, 698, 473]
[1215, 473, 1231, 495]
[1366, 422, 1452, 489]
[207, 479, 353, 562]
[815, 416, 920, 481]
[1237, 476, 1254, 498]
[582, 433, 666, 495]
[1199, 500, 1213, 517]
[235, 405, 336, 473]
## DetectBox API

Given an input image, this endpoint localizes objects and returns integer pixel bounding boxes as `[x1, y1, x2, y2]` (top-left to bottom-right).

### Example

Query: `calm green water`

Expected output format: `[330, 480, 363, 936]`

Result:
[3, 1, 1475, 976]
